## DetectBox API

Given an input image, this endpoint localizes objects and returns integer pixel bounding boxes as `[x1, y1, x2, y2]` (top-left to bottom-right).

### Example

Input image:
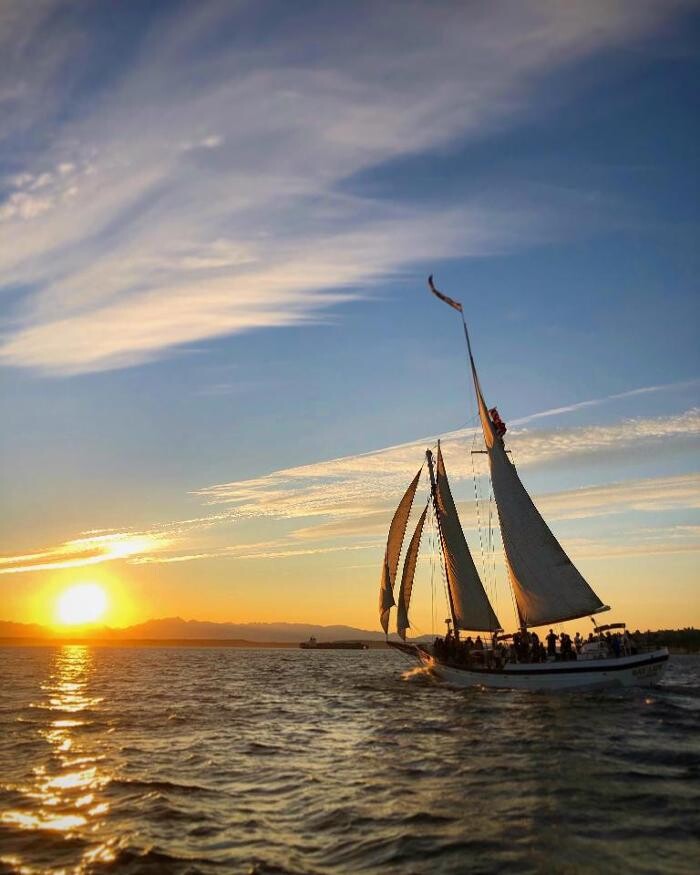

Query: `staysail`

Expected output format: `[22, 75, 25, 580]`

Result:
[396, 503, 428, 640]
[431, 444, 501, 632]
[379, 467, 422, 633]
[467, 330, 608, 627]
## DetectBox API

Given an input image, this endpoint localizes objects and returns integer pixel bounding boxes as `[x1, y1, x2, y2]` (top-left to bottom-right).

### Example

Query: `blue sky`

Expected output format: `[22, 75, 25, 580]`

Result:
[1, 1, 698, 632]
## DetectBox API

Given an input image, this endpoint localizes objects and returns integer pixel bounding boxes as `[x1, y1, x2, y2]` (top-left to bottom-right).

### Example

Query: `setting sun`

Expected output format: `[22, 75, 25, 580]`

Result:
[56, 584, 108, 626]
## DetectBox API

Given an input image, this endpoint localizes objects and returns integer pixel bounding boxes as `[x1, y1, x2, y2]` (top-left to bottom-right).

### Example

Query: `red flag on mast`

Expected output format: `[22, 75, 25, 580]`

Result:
[428, 275, 463, 313]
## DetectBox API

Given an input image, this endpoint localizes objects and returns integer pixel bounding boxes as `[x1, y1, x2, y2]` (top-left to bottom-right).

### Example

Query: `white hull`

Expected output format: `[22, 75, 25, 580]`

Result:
[413, 647, 669, 692]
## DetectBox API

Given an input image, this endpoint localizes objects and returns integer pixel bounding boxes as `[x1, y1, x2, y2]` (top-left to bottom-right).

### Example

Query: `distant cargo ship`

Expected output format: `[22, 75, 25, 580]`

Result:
[299, 637, 368, 650]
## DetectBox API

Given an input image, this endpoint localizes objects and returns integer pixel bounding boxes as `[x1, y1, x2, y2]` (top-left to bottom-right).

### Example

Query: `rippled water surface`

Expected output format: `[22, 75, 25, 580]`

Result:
[1, 646, 698, 874]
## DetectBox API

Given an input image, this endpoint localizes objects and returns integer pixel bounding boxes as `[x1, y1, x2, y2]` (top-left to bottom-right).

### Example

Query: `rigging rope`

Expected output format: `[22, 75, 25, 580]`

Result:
[490, 454, 519, 631]
[431, 499, 452, 630]
[439, 548, 450, 627]
[488, 494, 499, 620]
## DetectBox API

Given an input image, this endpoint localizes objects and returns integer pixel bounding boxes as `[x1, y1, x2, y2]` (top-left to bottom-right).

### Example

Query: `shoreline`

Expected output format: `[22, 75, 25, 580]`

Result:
[0, 636, 391, 649]
[1, 638, 696, 654]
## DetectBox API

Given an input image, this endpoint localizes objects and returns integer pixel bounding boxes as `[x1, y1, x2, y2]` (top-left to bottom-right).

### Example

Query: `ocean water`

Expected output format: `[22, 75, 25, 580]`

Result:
[0, 646, 698, 875]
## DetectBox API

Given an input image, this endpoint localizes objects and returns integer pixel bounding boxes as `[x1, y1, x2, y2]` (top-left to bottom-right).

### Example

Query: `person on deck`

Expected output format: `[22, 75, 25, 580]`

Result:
[528, 633, 539, 663]
[474, 635, 484, 650]
[512, 631, 521, 658]
[574, 632, 582, 654]
[561, 633, 576, 660]
[546, 629, 558, 657]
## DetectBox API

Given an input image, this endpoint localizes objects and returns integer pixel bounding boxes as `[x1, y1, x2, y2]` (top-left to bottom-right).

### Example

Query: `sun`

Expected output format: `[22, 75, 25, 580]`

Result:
[56, 583, 108, 626]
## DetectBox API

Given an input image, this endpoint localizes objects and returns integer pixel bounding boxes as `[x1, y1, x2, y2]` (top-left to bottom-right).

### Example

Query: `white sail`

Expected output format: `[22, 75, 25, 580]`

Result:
[396, 503, 428, 640]
[468, 347, 607, 627]
[434, 446, 501, 632]
[379, 467, 422, 633]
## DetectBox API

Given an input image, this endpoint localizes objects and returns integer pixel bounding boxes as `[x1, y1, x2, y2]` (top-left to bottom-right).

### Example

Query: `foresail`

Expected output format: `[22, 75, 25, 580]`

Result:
[469, 353, 607, 627]
[489, 442, 607, 626]
[434, 446, 501, 632]
[396, 503, 428, 640]
[379, 467, 422, 633]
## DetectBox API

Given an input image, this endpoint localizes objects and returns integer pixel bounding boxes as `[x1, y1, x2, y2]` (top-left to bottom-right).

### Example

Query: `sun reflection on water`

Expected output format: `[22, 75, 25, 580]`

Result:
[1, 645, 116, 871]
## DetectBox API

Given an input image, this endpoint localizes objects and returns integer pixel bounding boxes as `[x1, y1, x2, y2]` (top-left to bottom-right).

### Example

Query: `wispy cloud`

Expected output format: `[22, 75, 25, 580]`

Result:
[503, 408, 700, 467]
[0, 1, 690, 373]
[531, 473, 700, 520]
[0, 532, 169, 575]
[131, 541, 378, 565]
[2, 402, 697, 575]
[558, 526, 700, 560]
[196, 405, 700, 519]
[511, 379, 700, 425]
[294, 473, 700, 541]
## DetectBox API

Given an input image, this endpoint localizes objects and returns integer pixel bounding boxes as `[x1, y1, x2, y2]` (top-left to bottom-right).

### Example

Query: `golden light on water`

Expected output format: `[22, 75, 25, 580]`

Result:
[56, 583, 108, 626]
[0, 646, 116, 870]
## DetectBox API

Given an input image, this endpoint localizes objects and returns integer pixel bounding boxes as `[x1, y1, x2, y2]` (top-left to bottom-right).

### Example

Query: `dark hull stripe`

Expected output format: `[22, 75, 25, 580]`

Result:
[417, 649, 669, 677]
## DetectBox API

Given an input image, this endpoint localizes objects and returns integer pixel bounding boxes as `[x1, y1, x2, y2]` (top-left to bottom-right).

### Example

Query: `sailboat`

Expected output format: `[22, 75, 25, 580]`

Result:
[378, 277, 669, 691]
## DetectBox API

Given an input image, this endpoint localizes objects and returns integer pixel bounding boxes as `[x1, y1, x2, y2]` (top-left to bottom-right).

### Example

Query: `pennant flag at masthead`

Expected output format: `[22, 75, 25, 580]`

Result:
[428, 275, 463, 312]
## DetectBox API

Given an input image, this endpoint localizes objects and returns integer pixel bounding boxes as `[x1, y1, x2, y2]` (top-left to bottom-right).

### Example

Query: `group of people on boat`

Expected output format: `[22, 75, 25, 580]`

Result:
[432, 626, 643, 668]
[510, 629, 577, 662]
[432, 632, 497, 668]
[589, 628, 641, 658]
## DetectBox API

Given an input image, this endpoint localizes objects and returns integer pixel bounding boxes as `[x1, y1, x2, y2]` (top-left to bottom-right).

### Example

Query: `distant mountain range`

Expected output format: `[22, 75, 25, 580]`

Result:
[1, 618, 693, 650]
[0, 617, 388, 643]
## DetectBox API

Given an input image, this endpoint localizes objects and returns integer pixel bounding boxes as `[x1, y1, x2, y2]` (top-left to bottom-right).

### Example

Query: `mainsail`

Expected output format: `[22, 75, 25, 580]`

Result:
[432, 445, 501, 632]
[396, 503, 428, 640]
[379, 468, 422, 633]
[467, 334, 608, 627]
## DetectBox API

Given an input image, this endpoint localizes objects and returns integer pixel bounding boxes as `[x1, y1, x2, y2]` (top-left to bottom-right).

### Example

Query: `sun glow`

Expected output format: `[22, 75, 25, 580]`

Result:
[56, 584, 108, 626]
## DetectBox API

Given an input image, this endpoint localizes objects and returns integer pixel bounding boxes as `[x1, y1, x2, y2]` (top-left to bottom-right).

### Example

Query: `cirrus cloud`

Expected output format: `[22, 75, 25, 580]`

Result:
[0, 0, 692, 373]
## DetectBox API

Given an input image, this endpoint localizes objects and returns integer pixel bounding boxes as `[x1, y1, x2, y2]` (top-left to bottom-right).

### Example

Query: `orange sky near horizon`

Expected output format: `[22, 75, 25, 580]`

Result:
[3, 542, 698, 636]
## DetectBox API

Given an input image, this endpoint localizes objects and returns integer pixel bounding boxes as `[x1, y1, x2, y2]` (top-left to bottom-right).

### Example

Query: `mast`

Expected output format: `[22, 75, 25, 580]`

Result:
[426, 444, 459, 639]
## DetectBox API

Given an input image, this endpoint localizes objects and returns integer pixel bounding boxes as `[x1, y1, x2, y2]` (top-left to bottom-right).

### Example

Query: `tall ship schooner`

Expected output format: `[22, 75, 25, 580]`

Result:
[378, 277, 669, 691]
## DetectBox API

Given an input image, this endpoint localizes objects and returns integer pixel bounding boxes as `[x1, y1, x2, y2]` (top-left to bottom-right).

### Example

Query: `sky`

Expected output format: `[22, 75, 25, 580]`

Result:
[1, 0, 698, 635]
